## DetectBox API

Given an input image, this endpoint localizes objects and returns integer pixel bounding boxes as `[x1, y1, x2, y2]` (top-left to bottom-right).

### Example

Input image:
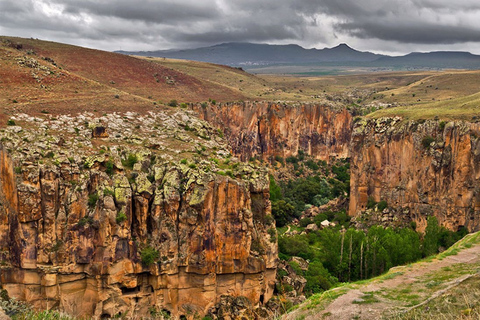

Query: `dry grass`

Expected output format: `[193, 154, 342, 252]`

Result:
[386, 276, 480, 320]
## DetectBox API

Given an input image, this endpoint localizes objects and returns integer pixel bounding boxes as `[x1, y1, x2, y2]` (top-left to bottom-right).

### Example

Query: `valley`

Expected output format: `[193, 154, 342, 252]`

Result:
[0, 36, 480, 319]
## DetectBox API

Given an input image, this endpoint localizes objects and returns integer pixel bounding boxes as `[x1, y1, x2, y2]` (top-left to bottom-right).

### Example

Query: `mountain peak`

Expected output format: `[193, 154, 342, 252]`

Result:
[332, 43, 355, 50]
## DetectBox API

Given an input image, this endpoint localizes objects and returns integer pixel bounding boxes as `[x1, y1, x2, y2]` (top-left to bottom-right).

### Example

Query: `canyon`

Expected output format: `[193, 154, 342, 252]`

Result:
[2, 101, 480, 319]
[1, 37, 480, 319]
[193, 103, 480, 233]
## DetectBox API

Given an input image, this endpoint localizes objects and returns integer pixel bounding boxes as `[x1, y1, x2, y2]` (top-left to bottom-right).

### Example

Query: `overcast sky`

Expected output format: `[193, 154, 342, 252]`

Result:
[1, 0, 480, 55]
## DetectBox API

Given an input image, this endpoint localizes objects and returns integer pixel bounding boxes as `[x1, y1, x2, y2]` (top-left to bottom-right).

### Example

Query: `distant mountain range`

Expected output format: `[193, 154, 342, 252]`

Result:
[117, 42, 480, 71]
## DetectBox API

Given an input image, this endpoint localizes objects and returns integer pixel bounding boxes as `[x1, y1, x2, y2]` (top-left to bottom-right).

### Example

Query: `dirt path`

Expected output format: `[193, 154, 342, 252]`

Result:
[283, 242, 480, 320]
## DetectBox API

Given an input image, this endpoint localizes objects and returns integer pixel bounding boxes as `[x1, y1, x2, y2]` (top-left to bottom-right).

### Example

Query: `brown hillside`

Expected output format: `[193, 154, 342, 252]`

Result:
[0, 36, 247, 123]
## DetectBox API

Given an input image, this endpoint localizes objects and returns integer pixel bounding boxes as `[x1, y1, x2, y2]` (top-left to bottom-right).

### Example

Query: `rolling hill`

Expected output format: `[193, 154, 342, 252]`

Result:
[0, 36, 258, 123]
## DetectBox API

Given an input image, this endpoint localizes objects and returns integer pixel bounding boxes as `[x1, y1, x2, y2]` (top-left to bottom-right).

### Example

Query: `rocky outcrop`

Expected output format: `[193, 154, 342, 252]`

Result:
[0, 111, 277, 319]
[349, 117, 480, 232]
[0, 306, 9, 320]
[191, 102, 352, 162]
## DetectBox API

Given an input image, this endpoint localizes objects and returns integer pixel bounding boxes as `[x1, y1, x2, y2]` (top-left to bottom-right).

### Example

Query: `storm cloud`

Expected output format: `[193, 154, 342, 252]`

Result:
[1, 0, 480, 54]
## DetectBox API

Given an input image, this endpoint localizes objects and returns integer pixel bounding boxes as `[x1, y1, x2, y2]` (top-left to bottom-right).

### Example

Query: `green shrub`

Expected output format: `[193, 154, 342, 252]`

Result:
[88, 193, 99, 208]
[305, 159, 319, 171]
[264, 214, 275, 225]
[299, 217, 313, 228]
[286, 156, 298, 164]
[103, 188, 114, 197]
[439, 121, 446, 130]
[274, 155, 284, 165]
[78, 216, 93, 227]
[122, 153, 138, 169]
[422, 136, 435, 148]
[140, 246, 159, 266]
[116, 212, 127, 224]
[377, 200, 388, 211]
[267, 228, 276, 243]
[366, 196, 376, 209]
[168, 99, 178, 107]
[105, 159, 115, 175]
[7, 119, 15, 126]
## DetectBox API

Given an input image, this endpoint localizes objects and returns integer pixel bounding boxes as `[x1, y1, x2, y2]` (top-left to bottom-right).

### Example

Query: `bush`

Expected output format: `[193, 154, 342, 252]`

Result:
[305, 159, 319, 171]
[7, 119, 15, 126]
[168, 99, 178, 107]
[103, 188, 114, 197]
[88, 193, 99, 208]
[105, 159, 115, 175]
[267, 227, 277, 243]
[140, 246, 159, 266]
[377, 200, 388, 211]
[116, 212, 127, 224]
[366, 196, 376, 209]
[286, 156, 298, 164]
[274, 155, 284, 165]
[122, 153, 138, 169]
[439, 121, 446, 131]
[299, 217, 313, 228]
[422, 136, 435, 149]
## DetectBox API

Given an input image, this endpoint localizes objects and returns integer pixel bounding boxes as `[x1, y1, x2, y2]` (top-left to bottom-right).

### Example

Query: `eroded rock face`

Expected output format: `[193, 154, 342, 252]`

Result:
[191, 102, 352, 162]
[0, 111, 277, 319]
[349, 118, 480, 232]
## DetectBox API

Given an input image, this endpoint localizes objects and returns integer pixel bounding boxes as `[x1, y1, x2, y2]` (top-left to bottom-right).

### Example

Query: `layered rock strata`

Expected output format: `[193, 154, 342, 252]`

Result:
[191, 102, 352, 162]
[350, 117, 480, 232]
[0, 110, 277, 318]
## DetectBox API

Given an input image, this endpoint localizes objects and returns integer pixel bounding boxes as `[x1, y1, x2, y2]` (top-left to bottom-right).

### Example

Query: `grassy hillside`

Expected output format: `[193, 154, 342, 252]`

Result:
[366, 70, 480, 121]
[283, 232, 480, 320]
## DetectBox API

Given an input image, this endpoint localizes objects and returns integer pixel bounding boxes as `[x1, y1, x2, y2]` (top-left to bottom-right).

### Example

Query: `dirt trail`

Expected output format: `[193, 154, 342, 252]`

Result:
[283, 243, 480, 320]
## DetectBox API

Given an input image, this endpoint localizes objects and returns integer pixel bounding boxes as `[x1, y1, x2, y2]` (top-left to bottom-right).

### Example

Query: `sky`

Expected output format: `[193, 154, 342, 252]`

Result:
[1, 0, 480, 55]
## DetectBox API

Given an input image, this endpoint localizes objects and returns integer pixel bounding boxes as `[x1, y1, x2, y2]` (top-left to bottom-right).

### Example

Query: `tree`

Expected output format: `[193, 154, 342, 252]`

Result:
[271, 200, 295, 227]
[423, 216, 441, 257]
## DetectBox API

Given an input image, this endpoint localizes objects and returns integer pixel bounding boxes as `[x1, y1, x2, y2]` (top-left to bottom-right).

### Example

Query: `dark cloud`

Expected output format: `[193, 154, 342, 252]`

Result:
[0, 0, 479, 54]
[57, 0, 219, 24]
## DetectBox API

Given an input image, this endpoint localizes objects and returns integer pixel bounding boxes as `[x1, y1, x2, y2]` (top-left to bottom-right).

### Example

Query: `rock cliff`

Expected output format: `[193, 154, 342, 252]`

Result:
[0, 110, 277, 319]
[191, 102, 352, 162]
[349, 117, 480, 232]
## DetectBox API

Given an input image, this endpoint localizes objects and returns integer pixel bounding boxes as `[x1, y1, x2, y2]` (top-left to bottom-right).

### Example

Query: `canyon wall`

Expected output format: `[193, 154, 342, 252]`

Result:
[0, 111, 277, 319]
[194, 101, 480, 233]
[349, 117, 480, 232]
[191, 102, 353, 162]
